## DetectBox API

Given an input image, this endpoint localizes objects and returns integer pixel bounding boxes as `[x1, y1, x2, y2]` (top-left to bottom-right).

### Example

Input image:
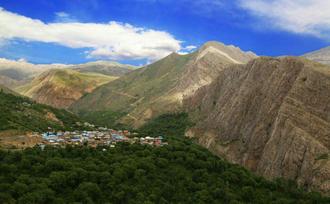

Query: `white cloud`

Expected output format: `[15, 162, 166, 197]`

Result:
[0, 8, 182, 61]
[239, 0, 330, 39]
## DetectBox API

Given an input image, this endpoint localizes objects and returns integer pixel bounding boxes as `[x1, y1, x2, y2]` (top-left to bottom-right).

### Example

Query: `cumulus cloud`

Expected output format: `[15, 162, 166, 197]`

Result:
[239, 0, 330, 39]
[0, 8, 181, 61]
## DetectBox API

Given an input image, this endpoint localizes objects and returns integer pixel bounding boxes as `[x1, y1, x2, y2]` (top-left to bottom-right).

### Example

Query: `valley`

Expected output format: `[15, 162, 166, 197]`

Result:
[2, 1, 330, 203]
[0, 41, 329, 201]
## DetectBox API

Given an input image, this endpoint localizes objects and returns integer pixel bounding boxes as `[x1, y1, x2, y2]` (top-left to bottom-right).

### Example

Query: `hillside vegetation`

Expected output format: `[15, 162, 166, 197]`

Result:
[0, 90, 81, 132]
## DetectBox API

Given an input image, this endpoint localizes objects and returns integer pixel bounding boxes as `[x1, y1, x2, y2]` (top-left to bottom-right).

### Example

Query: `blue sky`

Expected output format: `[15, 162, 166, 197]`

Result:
[0, 0, 329, 65]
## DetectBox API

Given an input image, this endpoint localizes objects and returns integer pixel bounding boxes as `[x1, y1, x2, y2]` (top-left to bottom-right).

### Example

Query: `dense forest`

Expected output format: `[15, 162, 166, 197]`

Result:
[1, 142, 329, 203]
[0, 113, 329, 203]
[0, 91, 82, 132]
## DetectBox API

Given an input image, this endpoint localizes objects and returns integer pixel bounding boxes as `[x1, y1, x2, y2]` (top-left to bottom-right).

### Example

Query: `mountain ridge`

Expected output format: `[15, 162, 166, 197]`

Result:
[71, 41, 257, 127]
[0, 58, 134, 88]
[303, 46, 330, 65]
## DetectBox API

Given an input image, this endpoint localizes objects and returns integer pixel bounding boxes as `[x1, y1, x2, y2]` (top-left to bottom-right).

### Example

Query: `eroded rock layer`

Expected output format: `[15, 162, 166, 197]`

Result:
[184, 57, 330, 194]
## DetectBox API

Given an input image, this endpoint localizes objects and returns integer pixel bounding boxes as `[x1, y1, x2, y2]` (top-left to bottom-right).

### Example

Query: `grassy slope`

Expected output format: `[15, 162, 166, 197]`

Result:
[71, 53, 194, 126]
[0, 91, 82, 132]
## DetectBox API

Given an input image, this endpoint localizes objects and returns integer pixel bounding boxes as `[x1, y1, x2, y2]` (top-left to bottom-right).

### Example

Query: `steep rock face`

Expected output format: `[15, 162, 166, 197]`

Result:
[16, 69, 116, 109]
[184, 57, 330, 194]
[71, 41, 257, 127]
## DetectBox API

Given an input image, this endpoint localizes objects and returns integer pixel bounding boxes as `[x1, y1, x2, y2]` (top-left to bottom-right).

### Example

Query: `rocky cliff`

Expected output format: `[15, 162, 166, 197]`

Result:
[184, 57, 330, 194]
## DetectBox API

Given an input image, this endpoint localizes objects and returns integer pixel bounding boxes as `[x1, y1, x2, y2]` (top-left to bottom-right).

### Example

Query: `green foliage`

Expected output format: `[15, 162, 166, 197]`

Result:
[0, 112, 328, 203]
[78, 110, 130, 129]
[0, 142, 328, 203]
[0, 92, 82, 132]
[137, 112, 193, 137]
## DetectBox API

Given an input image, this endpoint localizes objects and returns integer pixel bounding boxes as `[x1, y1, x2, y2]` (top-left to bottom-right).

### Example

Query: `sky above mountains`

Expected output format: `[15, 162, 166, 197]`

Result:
[0, 0, 329, 65]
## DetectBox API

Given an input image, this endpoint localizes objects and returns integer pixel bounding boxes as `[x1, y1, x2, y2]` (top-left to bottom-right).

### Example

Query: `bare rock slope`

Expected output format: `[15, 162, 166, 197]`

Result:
[184, 57, 330, 194]
[304, 46, 330, 65]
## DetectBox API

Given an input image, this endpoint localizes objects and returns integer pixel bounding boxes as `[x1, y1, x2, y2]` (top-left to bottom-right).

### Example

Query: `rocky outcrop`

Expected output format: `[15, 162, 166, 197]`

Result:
[184, 57, 330, 194]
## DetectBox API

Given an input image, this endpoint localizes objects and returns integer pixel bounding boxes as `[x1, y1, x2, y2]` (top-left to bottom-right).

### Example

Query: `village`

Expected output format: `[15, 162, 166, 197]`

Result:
[37, 127, 168, 148]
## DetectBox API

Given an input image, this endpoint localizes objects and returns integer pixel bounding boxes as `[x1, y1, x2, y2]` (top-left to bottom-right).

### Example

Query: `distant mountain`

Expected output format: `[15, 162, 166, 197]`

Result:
[0, 90, 82, 132]
[303, 46, 330, 65]
[16, 69, 117, 109]
[0, 58, 68, 88]
[71, 61, 135, 76]
[71, 41, 257, 127]
[0, 59, 134, 88]
[184, 57, 330, 194]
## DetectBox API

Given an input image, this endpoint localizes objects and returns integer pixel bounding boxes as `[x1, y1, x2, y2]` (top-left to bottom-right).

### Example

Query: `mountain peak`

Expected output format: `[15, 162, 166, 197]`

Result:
[197, 41, 257, 64]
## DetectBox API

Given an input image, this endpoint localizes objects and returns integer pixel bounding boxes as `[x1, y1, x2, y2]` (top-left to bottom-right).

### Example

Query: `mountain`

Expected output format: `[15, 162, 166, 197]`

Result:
[71, 61, 135, 76]
[70, 41, 257, 128]
[303, 46, 330, 65]
[0, 90, 82, 133]
[16, 69, 117, 109]
[184, 57, 330, 194]
[0, 59, 134, 89]
[0, 58, 68, 88]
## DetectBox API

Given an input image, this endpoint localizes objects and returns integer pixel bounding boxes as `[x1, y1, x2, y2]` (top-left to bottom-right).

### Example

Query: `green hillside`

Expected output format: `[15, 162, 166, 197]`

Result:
[0, 91, 82, 132]
[71, 53, 195, 127]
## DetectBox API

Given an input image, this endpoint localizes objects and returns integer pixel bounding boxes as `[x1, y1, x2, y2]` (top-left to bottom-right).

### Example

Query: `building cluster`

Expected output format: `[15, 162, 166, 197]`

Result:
[39, 127, 167, 148]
